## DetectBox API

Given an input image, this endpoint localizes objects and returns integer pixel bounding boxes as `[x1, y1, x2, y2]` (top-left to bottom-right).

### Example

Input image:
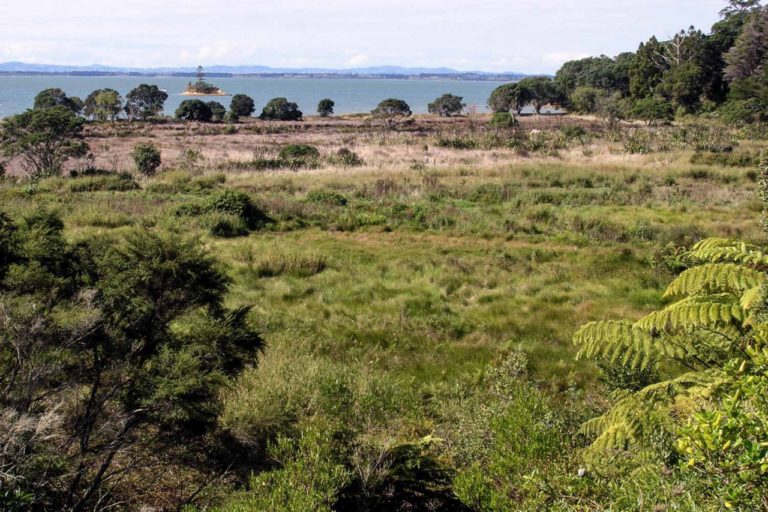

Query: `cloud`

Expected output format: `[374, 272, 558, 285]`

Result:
[346, 54, 369, 67]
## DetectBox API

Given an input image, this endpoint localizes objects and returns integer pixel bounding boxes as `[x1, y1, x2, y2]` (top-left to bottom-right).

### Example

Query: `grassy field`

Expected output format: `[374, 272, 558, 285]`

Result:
[1, 115, 763, 509]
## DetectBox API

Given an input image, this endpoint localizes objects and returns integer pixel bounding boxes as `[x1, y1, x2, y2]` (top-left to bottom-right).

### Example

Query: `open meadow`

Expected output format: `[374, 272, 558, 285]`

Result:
[1, 113, 764, 509]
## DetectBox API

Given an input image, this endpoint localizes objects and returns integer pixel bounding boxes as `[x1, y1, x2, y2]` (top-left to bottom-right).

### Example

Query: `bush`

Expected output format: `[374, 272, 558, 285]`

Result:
[278, 144, 320, 160]
[230, 94, 256, 119]
[719, 98, 766, 125]
[207, 101, 227, 122]
[205, 190, 271, 234]
[428, 94, 465, 117]
[371, 98, 412, 118]
[568, 86, 600, 113]
[306, 189, 348, 206]
[260, 98, 303, 121]
[330, 147, 364, 167]
[317, 98, 335, 117]
[489, 112, 518, 128]
[176, 100, 213, 122]
[131, 142, 162, 176]
[631, 96, 674, 126]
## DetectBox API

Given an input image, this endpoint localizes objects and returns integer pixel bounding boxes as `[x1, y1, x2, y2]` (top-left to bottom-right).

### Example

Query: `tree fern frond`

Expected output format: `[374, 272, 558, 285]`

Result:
[573, 321, 662, 370]
[664, 264, 767, 299]
[688, 240, 768, 267]
[635, 294, 744, 332]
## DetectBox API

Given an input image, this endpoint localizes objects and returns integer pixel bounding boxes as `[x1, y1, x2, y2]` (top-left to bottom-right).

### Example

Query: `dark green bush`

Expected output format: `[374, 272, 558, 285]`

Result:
[306, 190, 348, 206]
[489, 112, 518, 128]
[131, 142, 162, 176]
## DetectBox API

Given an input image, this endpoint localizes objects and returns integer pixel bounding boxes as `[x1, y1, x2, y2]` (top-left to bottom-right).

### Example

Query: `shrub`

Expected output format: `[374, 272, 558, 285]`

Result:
[229, 94, 256, 119]
[306, 189, 348, 206]
[371, 98, 412, 118]
[428, 94, 465, 117]
[330, 147, 364, 167]
[260, 98, 303, 121]
[206, 190, 270, 233]
[631, 96, 674, 126]
[489, 112, 518, 128]
[131, 142, 162, 176]
[207, 101, 227, 122]
[278, 144, 320, 160]
[317, 98, 335, 117]
[568, 86, 601, 113]
[175, 100, 213, 122]
[719, 98, 766, 125]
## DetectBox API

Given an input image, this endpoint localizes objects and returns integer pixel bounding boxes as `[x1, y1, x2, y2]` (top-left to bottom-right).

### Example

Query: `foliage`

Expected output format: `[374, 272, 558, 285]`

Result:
[83, 88, 123, 121]
[0, 106, 88, 178]
[428, 94, 466, 117]
[488, 83, 531, 114]
[176, 99, 214, 122]
[489, 112, 518, 128]
[328, 147, 364, 167]
[371, 98, 412, 119]
[229, 94, 256, 119]
[131, 142, 162, 176]
[518, 76, 564, 114]
[207, 101, 227, 122]
[0, 211, 263, 509]
[568, 86, 601, 113]
[631, 96, 675, 125]
[33, 88, 83, 114]
[317, 98, 335, 117]
[124, 84, 168, 120]
[260, 98, 303, 121]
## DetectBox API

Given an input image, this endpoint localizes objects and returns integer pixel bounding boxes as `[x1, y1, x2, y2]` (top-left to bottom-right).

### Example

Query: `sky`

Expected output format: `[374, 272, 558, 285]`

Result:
[0, 0, 727, 73]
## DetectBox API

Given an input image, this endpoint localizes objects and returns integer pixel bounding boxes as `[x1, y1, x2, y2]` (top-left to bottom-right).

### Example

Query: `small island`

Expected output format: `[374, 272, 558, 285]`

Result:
[181, 65, 230, 96]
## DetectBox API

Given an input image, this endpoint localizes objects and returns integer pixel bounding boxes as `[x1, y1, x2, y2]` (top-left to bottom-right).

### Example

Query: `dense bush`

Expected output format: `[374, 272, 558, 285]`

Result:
[230, 94, 256, 119]
[260, 97, 303, 121]
[131, 142, 162, 175]
[317, 98, 335, 117]
[176, 99, 213, 122]
[489, 111, 518, 128]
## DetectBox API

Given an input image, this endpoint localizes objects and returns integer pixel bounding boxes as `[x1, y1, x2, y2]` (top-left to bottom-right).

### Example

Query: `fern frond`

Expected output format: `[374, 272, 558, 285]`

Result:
[573, 321, 662, 370]
[635, 294, 744, 332]
[688, 239, 768, 267]
[664, 264, 767, 299]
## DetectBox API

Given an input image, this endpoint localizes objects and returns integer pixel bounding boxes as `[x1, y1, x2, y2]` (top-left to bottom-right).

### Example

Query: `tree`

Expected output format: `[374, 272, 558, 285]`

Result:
[0, 106, 88, 178]
[596, 92, 630, 128]
[230, 94, 256, 120]
[317, 98, 335, 117]
[207, 101, 227, 122]
[725, 8, 768, 83]
[488, 83, 531, 114]
[33, 88, 83, 114]
[84, 89, 123, 122]
[371, 98, 412, 119]
[569, 86, 601, 113]
[518, 77, 562, 114]
[555, 55, 632, 98]
[131, 142, 162, 175]
[124, 84, 168, 121]
[259, 98, 303, 121]
[572, 156, 768, 507]
[427, 94, 465, 117]
[630, 96, 674, 125]
[176, 99, 213, 122]
[629, 37, 666, 99]
[0, 216, 263, 509]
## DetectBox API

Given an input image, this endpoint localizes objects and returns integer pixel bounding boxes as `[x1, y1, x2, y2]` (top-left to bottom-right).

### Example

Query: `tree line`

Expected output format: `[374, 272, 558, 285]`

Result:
[487, 0, 768, 125]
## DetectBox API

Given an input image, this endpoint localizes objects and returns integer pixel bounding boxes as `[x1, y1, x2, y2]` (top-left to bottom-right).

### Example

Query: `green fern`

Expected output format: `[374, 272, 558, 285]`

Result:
[574, 238, 767, 460]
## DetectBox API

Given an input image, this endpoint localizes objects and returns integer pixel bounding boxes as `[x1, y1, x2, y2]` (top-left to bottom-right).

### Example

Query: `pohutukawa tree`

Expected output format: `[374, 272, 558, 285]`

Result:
[428, 94, 466, 117]
[124, 84, 169, 121]
[0, 106, 89, 178]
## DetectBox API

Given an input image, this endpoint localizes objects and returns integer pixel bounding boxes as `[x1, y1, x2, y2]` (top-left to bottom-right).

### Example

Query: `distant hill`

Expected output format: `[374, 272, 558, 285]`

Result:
[0, 62, 531, 81]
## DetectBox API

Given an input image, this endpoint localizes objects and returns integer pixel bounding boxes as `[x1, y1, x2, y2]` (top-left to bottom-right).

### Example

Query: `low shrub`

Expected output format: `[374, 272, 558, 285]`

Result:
[490, 112, 518, 128]
[306, 189, 348, 206]
[131, 142, 161, 176]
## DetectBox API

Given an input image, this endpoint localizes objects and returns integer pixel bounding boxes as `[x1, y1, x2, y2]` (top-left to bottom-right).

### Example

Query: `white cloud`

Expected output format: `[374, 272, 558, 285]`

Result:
[346, 54, 369, 67]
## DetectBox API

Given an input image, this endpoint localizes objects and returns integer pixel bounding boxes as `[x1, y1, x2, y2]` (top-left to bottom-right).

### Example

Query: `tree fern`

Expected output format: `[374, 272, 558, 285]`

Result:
[574, 238, 768, 460]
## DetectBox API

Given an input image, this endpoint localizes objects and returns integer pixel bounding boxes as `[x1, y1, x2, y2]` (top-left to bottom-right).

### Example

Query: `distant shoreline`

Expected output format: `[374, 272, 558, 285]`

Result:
[0, 71, 522, 82]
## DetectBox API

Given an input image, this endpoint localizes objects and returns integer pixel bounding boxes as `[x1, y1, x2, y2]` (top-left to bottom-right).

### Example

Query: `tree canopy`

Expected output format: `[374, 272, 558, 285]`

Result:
[259, 98, 303, 121]
[428, 94, 466, 117]
[124, 84, 168, 120]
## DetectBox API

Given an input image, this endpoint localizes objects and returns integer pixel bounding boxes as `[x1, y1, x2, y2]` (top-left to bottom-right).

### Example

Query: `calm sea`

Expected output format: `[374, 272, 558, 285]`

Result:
[0, 76, 502, 118]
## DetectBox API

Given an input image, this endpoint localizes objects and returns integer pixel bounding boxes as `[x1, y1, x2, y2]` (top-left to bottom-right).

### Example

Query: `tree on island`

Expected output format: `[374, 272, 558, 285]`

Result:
[0, 106, 88, 178]
[125, 84, 169, 121]
[259, 98, 303, 121]
[229, 94, 256, 121]
[428, 94, 466, 117]
[318, 98, 335, 117]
